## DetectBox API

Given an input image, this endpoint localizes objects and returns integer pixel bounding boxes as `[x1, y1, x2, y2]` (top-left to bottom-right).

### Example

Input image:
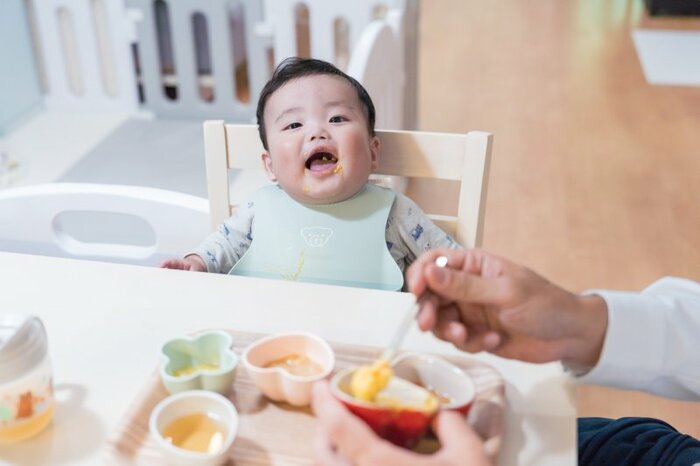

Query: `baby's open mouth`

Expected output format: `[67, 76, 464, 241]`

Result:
[305, 152, 338, 172]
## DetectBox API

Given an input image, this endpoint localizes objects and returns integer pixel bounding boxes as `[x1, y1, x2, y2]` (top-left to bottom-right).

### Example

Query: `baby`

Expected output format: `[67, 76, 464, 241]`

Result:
[162, 58, 459, 290]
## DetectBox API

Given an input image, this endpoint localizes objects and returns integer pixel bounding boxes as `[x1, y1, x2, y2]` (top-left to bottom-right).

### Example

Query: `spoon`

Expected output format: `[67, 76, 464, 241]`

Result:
[381, 301, 420, 361]
[350, 256, 449, 401]
[382, 255, 449, 360]
[350, 301, 419, 401]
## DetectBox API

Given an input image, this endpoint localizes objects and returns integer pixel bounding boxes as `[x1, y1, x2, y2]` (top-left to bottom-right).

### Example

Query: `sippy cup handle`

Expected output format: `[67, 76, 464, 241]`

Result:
[0, 315, 32, 352]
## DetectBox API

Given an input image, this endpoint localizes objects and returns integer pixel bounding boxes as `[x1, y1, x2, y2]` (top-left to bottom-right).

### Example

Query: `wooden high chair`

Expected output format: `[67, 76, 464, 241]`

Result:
[203, 122, 493, 248]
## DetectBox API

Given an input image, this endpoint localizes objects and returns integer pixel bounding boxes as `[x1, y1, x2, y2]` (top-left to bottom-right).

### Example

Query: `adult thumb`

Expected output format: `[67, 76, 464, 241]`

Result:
[425, 264, 502, 306]
[433, 411, 486, 455]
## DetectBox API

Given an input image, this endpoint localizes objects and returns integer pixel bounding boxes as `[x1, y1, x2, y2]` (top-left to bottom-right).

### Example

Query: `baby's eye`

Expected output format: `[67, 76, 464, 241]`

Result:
[329, 115, 347, 123]
[284, 122, 302, 130]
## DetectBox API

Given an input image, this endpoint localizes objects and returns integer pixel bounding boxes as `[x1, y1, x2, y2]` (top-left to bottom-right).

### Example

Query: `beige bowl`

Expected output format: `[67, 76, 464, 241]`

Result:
[149, 390, 238, 466]
[242, 332, 335, 406]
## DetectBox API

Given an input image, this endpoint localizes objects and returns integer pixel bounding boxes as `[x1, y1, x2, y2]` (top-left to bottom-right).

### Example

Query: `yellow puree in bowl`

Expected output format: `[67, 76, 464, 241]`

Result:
[350, 359, 439, 411]
[350, 359, 393, 401]
[173, 363, 219, 377]
[264, 353, 324, 376]
[163, 413, 226, 453]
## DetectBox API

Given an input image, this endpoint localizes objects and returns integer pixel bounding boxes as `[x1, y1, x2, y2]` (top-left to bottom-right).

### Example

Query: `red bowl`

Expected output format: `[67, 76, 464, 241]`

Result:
[330, 353, 475, 449]
[392, 353, 475, 417]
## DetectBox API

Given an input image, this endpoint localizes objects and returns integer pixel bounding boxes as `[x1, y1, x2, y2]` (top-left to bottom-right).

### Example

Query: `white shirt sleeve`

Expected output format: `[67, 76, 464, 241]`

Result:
[385, 192, 461, 272]
[188, 200, 255, 274]
[576, 277, 700, 400]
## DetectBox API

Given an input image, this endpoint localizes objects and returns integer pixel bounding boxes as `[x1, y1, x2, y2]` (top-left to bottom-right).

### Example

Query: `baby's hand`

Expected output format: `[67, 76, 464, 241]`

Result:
[160, 256, 206, 272]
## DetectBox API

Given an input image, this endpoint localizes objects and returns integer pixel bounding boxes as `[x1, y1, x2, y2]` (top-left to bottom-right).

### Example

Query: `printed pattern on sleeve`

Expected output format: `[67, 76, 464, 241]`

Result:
[188, 200, 256, 273]
[385, 193, 461, 272]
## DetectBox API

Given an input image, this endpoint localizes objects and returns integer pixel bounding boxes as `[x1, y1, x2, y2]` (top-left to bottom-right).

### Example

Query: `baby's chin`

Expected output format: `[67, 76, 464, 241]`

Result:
[290, 184, 363, 205]
[293, 191, 349, 205]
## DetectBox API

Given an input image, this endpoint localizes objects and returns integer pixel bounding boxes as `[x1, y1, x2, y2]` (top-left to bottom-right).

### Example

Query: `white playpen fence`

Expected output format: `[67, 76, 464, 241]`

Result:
[23, 0, 418, 129]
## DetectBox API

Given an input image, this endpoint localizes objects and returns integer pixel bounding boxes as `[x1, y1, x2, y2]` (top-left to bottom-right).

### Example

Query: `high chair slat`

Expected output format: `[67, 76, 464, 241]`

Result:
[204, 122, 493, 248]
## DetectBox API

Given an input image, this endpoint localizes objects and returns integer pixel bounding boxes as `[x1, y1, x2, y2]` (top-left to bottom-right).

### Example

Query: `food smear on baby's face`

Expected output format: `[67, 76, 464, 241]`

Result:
[350, 358, 393, 401]
[172, 363, 219, 377]
[264, 353, 324, 376]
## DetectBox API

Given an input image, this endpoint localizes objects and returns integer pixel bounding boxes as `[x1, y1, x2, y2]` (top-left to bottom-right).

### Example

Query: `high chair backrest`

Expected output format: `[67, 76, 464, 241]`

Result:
[203, 121, 493, 248]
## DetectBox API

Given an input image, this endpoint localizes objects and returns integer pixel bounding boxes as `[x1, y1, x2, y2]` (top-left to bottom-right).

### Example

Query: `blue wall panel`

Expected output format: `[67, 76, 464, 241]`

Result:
[0, 0, 42, 136]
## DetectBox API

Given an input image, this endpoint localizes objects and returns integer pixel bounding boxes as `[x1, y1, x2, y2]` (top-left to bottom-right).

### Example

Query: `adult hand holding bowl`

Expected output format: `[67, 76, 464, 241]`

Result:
[333, 353, 475, 449]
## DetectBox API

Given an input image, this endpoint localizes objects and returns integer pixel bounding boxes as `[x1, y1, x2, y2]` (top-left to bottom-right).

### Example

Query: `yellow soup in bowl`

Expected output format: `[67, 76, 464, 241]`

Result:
[263, 353, 324, 376]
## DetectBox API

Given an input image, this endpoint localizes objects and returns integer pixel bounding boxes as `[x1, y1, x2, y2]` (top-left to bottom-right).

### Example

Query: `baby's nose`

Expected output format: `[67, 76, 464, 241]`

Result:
[308, 124, 330, 141]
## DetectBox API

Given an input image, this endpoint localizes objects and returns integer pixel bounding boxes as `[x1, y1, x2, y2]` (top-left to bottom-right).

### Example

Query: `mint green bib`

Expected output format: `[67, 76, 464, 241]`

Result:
[228, 184, 403, 291]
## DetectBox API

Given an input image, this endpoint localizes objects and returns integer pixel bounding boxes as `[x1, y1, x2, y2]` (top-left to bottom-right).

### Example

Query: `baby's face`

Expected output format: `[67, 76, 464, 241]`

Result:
[262, 74, 379, 204]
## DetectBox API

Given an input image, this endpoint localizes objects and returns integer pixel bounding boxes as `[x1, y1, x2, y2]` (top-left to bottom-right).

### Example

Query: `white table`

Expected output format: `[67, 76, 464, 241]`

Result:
[0, 252, 576, 466]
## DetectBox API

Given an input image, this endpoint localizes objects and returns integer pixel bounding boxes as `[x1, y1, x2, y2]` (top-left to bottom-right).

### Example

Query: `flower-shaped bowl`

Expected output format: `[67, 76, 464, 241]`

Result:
[160, 331, 238, 395]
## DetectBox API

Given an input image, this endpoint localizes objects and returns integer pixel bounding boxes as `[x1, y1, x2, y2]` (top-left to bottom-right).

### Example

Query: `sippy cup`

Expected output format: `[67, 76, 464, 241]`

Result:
[0, 315, 54, 444]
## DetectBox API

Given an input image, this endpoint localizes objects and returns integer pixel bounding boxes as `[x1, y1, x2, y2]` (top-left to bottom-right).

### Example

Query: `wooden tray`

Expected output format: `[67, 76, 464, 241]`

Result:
[104, 330, 504, 465]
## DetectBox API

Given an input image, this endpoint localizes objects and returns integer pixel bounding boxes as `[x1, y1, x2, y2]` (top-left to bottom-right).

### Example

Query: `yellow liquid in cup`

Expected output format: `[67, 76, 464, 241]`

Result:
[0, 401, 55, 444]
[162, 413, 227, 453]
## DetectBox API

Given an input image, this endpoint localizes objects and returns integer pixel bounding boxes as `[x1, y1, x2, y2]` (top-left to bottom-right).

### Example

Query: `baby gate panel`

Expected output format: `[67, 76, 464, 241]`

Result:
[262, 0, 376, 67]
[20, 0, 417, 128]
[27, 0, 138, 112]
[126, 0, 266, 121]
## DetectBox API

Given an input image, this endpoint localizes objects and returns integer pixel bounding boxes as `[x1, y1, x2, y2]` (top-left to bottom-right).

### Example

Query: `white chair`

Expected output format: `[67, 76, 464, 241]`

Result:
[0, 183, 210, 266]
[347, 11, 404, 129]
[203, 122, 493, 248]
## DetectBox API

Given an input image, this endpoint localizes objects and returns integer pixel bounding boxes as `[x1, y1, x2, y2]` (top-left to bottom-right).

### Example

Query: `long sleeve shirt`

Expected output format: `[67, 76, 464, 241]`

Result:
[578, 277, 700, 400]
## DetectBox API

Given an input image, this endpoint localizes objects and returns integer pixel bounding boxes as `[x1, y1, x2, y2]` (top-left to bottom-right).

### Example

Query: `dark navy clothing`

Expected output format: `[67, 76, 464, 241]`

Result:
[579, 417, 700, 466]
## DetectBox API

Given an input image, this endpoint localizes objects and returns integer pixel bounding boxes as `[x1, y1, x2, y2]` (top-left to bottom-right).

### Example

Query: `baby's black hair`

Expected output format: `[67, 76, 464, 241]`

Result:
[256, 57, 376, 150]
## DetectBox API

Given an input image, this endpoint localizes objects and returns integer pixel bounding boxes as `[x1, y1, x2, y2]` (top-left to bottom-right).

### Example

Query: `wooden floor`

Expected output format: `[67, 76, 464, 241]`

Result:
[419, 0, 700, 437]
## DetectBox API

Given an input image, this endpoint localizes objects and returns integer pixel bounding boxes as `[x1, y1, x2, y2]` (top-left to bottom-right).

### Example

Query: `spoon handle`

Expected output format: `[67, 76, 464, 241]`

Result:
[382, 301, 420, 360]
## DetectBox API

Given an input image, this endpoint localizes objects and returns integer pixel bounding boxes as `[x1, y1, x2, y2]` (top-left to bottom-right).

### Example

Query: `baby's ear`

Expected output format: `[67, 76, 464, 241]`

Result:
[370, 136, 380, 170]
[262, 152, 277, 181]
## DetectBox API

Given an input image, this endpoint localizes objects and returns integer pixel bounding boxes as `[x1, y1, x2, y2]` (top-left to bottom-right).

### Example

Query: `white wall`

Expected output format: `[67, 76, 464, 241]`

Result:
[0, 0, 43, 136]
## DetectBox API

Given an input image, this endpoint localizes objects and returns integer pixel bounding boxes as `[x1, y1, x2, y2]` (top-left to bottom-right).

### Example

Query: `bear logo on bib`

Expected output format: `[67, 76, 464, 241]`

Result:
[301, 227, 333, 247]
